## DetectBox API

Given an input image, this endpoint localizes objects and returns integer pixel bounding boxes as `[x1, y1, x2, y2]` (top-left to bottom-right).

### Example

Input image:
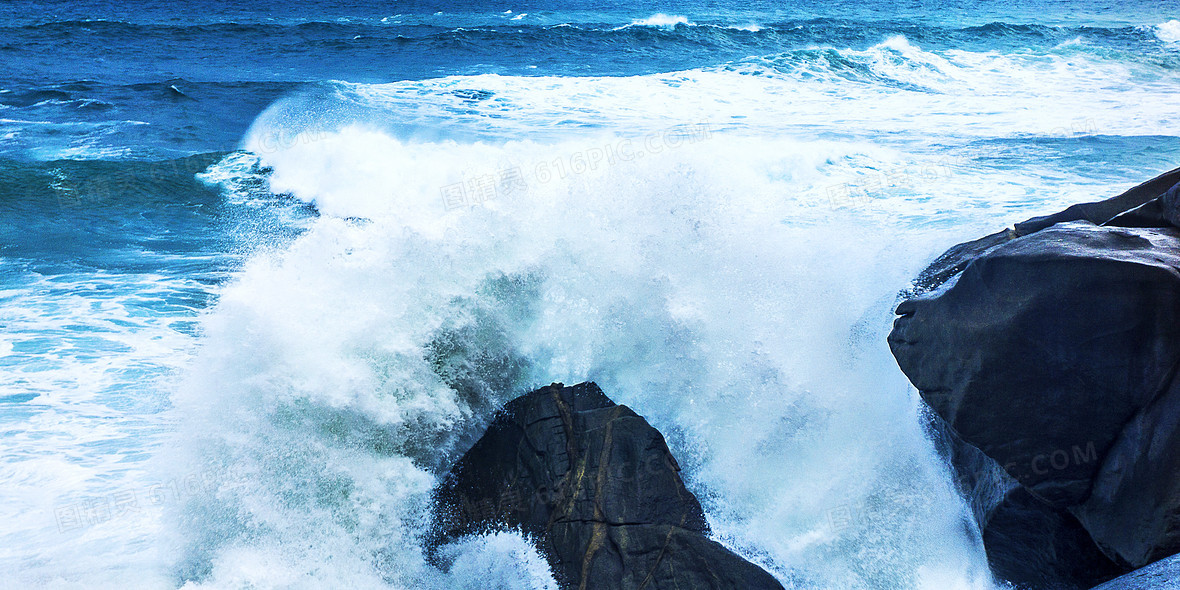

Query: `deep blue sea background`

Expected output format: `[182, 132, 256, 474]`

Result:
[3, 1, 1180, 588]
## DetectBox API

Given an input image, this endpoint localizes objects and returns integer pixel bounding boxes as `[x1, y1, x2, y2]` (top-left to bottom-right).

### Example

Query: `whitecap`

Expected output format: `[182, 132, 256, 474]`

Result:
[622, 13, 692, 29]
[1156, 19, 1180, 43]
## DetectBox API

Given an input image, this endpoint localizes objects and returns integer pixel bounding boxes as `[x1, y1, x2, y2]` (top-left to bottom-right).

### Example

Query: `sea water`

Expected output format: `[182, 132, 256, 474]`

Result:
[2, 1, 1179, 588]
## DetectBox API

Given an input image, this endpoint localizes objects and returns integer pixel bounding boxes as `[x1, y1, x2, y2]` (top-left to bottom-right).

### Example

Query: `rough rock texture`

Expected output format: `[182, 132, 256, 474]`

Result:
[431, 382, 784, 590]
[1090, 552, 1180, 589]
[889, 165, 1180, 586]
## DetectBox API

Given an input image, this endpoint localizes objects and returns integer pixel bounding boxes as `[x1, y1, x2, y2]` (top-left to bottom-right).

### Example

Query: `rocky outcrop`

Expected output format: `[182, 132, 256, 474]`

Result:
[1091, 552, 1180, 589]
[889, 166, 1180, 588]
[431, 382, 783, 590]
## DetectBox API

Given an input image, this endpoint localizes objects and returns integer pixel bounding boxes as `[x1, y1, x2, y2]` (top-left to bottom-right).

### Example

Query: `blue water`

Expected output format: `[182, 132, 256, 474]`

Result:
[2, 1, 1179, 588]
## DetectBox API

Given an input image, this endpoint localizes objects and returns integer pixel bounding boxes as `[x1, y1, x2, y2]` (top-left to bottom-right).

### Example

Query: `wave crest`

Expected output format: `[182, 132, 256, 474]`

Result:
[628, 13, 692, 28]
[1156, 19, 1180, 43]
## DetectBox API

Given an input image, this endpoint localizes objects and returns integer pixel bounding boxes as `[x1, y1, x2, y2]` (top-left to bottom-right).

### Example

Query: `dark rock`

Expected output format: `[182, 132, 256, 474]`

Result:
[1013, 167, 1180, 237]
[910, 166, 1180, 295]
[892, 221, 1180, 509]
[431, 382, 784, 590]
[928, 412, 1122, 589]
[1090, 552, 1180, 589]
[1165, 182, 1180, 228]
[1074, 374, 1180, 566]
[889, 165, 1180, 585]
[983, 488, 1124, 590]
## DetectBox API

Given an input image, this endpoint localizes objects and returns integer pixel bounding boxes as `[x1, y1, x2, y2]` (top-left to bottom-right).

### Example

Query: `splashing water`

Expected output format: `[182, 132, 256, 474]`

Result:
[159, 54, 1064, 589]
[4, 7, 1179, 587]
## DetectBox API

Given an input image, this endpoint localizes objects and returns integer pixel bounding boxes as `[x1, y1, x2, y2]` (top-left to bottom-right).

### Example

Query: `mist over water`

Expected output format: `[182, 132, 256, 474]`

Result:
[2, 1, 1179, 588]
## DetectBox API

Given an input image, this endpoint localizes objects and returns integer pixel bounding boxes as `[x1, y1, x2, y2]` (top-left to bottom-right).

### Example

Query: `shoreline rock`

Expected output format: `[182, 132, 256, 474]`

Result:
[890, 166, 1180, 588]
[430, 382, 784, 589]
[1091, 552, 1180, 589]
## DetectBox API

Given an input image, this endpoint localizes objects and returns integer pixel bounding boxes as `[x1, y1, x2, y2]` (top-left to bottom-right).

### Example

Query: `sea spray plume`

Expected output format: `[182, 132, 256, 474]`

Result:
[161, 91, 999, 587]
[160, 228, 554, 586]
[2, 1, 1177, 588]
[147, 22, 1180, 589]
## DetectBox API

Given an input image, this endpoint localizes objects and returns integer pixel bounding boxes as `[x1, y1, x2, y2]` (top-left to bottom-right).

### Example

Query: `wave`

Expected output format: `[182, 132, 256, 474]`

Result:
[0, 152, 309, 274]
[1156, 19, 1180, 43]
[0, 17, 1162, 45]
[616, 13, 766, 33]
[0, 79, 304, 161]
[6, 10, 1179, 587]
[3, 17, 1176, 107]
[168, 129, 997, 589]
[623, 13, 693, 28]
[5, 27, 1177, 164]
[149, 48, 1178, 586]
[0, 148, 327, 588]
[241, 37, 1176, 150]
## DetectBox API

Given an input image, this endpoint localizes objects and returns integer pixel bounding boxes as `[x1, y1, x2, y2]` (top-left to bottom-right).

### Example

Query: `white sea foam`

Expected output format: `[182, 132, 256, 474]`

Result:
[0, 269, 203, 588]
[730, 22, 763, 32]
[624, 13, 692, 28]
[1156, 19, 1180, 43]
[437, 533, 559, 589]
[283, 37, 1178, 148]
[154, 59, 1086, 588]
[154, 40, 1180, 586]
[0, 118, 147, 160]
[11, 32, 1178, 589]
[614, 13, 757, 31]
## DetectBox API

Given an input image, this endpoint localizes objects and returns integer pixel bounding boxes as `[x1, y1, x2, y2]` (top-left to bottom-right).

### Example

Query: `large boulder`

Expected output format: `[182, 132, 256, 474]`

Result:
[889, 166, 1180, 584]
[431, 382, 784, 590]
[892, 221, 1180, 508]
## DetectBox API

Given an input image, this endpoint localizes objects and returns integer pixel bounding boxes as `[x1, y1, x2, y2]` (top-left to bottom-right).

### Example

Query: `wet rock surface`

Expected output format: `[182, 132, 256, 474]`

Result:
[1090, 552, 1180, 590]
[431, 381, 784, 589]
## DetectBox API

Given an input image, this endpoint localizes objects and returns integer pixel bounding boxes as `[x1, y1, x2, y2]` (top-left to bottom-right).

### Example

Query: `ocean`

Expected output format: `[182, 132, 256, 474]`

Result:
[2, 1, 1179, 588]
